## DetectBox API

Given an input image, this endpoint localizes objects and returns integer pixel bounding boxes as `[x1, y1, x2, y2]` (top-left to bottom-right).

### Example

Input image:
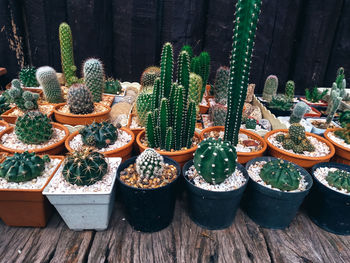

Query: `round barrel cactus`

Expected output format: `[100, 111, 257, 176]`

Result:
[326, 169, 350, 192]
[135, 148, 164, 179]
[80, 122, 118, 149]
[67, 83, 95, 115]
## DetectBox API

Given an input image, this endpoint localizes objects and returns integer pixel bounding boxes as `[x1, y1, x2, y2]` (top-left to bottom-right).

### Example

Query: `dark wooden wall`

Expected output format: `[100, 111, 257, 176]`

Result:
[0, 0, 349, 94]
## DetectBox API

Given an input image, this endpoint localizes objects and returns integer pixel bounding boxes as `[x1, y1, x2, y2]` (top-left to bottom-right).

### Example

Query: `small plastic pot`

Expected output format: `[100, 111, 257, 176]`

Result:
[306, 162, 350, 235]
[116, 156, 180, 232]
[241, 156, 313, 229]
[182, 160, 249, 230]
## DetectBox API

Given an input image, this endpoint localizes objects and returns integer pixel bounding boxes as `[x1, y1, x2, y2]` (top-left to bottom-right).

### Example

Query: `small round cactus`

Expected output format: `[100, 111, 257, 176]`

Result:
[140, 66, 161, 88]
[135, 148, 164, 179]
[67, 83, 95, 114]
[245, 118, 257, 129]
[326, 169, 350, 192]
[80, 122, 118, 149]
[19, 66, 38, 87]
[36, 66, 64, 103]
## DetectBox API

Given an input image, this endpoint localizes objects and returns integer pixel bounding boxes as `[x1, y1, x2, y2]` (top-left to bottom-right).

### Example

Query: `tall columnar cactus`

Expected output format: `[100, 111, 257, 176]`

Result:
[159, 43, 173, 99]
[135, 148, 164, 179]
[210, 103, 227, 126]
[326, 67, 346, 114]
[67, 84, 95, 114]
[181, 45, 194, 60]
[136, 89, 153, 127]
[193, 138, 237, 184]
[326, 169, 350, 192]
[19, 66, 38, 87]
[285, 80, 295, 101]
[290, 102, 310, 124]
[80, 122, 118, 149]
[224, 0, 262, 145]
[8, 79, 39, 111]
[177, 51, 191, 105]
[59, 22, 77, 86]
[83, 58, 105, 102]
[326, 94, 342, 127]
[189, 73, 203, 108]
[140, 66, 161, 88]
[213, 66, 230, 104]
[262, 75, 278, 102]
[191, 52, 210, 101]
[36, 66, 64, 103]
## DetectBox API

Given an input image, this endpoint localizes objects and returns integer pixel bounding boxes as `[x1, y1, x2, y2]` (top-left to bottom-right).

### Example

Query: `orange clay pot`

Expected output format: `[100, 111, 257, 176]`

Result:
[200, 126, 267, 164]
[53, 103, 111, 125]
[136, 130, 200, 168]
[0, 156, 64, 227]
[324, 128, 350, 165]
[0, 123, 69, 155]
[0, 120, 9, 129]
[199, 104, 209, 114]
[1, 105, 54, 124]
[265, 129, 335, 168]
[127, 113, 145, 138]
[65, 127, 135, 161]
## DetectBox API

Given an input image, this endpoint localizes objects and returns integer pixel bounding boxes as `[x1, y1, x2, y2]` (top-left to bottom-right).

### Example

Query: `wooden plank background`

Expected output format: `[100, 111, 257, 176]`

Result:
[0, 0, 349, 94]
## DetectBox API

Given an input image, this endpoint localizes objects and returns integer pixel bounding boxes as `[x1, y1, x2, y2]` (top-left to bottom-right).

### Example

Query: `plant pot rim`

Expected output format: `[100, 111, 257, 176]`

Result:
[136, 130, 200, 157]
[265, 129, 335, 161]
[127, 113, 145, 132]
[1, 105, 54, 123]
[324, 128, 349, 152]
[52, 102, 111, 118]
[300, 97, 328, 106]
[65, 127, 135, 155]
[0, 123, 69, 154]
[0, 120, 10, 129]
[304, 107, 321, 117]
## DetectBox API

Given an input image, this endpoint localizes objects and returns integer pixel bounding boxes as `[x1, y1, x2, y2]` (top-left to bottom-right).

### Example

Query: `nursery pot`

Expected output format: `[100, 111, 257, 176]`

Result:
[182, 160, 249, 230]
[306, 162, 350, 235]
[241, 156, 313, 229]
[116, 156, 180, 232]
[324, 128, 350, 165]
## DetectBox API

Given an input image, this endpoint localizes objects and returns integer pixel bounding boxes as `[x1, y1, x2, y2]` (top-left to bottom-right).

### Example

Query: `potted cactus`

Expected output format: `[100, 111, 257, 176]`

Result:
[266, 94, 293, 116]
[0, 152, 64, 227]
[43, 150, 120, 230]
[36, 66, 64, 103]
[242, 157, 312, 229]
[324, 124, 350, 165]
[116, 149, 180, 232]
[277, 101, 313, 132]
[140, 66, 161, 88]
[261, 75, 278, 103]
[301, 86, 328, 108]
[104, 77, 123, 95]
[19, 66, 39, 88]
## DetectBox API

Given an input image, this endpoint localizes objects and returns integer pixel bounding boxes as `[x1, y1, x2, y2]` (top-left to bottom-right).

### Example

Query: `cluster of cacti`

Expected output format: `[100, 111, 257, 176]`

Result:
[194, 138, 237, 184]
[15, 111, 53, 144]
[339, 111, 350, 128]
[305, 87, 328, 103]
[140, 66, 161, 88]
[285, 80, 295, 101]
[36, 66, 64, 103]
[289, 102, 310, 124]
[260, 159, 301, 191]
[262, 75, 278, 102]
[213, 66, 229, 104]
[334, 123, 350, 144]
[62, 150, 108, 186]
[245, 118, 257, 129]
[326, 67, 346, 114]
[80, 122, 118, 149]
[8, 79, 39, 111]
[326, 169, 350, 192]
[135, 148, 164, 179]
[268, 95, 293, 111]
[83, 58, 105, 102]
[189, 72, 203, 109]
[105, 78, 122, 94]
[325, 94, 342, 128]
[181, 45, 193, 60]
[191, 52, 210, 101]
[210, 104, 227, 126]
[276, 123, 315, 154]
[19, 66, 38, 87]
[67, 83, 95, 114]
[224, 0, 262, 145]
[136, 89, 153, 127]
[0, 95, 10, 115]
[59, 22, 78, 86]
[0, 152, 50, 182]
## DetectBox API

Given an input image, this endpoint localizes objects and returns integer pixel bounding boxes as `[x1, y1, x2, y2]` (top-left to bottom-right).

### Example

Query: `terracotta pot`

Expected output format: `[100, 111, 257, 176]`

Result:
[127, 113, 144, 138]
[0, 120, 10, 130]
[304, 107, 321, 118]
[199, 104, 209, 114]
[200, 126, 267, 164]
[300, 97, 328, 108]
[265, 129, 335, 168]
[136, 130, 200, 168]
[324, 128, 350, 165]
[53, 103, 111, 125]
[1, 105, 54, 124]
[101, 94, 115, 107]
[65, 127, 135, 161]
[0, 156, 64, 227]
[0, 123, 69, 155]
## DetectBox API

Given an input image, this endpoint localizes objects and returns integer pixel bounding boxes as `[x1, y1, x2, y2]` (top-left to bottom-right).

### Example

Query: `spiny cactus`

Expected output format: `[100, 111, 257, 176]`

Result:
[334, 123, 350, 144]
[213, 66, 229, 104]
[62, 150, 108, 186]
[67, 84, 95, 115]
[285, 80, 295, 101]
[159, 43, 173, 99]
[290, 102, 310, 124]
[140, 66, 161, 88]
[181, 45, 193, 60]
[191, 52, 210, 101]
[80, 122, 118, 149]
[0, 95, 10, 115]
[8, 79, 39, 111]
[262, 75, 278, 102]
[210, 103, 227, 126]
[194, 138, 237, 184]
[19, 66, 38, 87]
[305, 87, 328, 103]
[105, 78, 122, 94]
[59, 22, 78, 86]
[36, 66, 64, 103]
[326, 169, 350, 192]
[245, 118, 257, 129]
[189, 72, 202, 108]
[135, 148, 164, 179]
[268, 95, 293, 111]
[260, 159, 301, 191]
[325, 94, 342, 127]
[15, 111, 53, 144]
[83, 58, 105, 102]
[339, 111, 350, 128]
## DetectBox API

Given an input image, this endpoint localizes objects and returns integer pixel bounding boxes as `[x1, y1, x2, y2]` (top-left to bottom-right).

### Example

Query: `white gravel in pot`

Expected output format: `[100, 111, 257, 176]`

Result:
[185, 165, 246, 192]
[247, 161, 308, 192]
[0, 126, 7, 133]
[314, 167, 350, 195]
[130, 116, 143, 129]
[0, 158, 61, 190]
[328, 131, 350, 150]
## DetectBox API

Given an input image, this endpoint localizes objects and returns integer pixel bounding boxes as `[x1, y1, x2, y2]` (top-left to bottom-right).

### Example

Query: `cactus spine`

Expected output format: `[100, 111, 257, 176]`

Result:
[181, 45, 194, 60]
[159, 43, 173, 99]
[189, 73, 203, 108]
[262, 75, 278, 102]
[36, 66, 64, 103]
[140, 66, 161, 88]
[19, 66, 38, 87]
[83, 58, 105, 102]
[136, 89, 153, 127]
[290, 102, 310, 124]
[67, 84, 95, 114]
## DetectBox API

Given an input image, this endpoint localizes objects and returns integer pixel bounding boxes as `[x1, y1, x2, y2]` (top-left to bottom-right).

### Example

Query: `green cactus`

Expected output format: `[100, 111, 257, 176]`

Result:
[191, 52, 210, 101]
[213, 66, 230, 104]
[140, 66, 161, 87]
[181, 45, 194, 60]
[15, 111, 53, 144]
[189, 73, 203, 112]
[325, 94, 342, 127]
[19, 66, 38, 87]
[285, 80, 295, 101]
[290, 102, 310, 124]
[0, 95, 10, 115]
[8, 79, 39, 111]
[0, 152, 50, 183]
[36, 66, 64, 103]
[80, 122, 118, 149]
[339, 111, 350, 128]
[335, 123, 350, 144]
[83, 58, 105, 102]
[67, 84, 95, 115]
[262, 75, 278, 102]
[245, 118, 257, 129]
[105, 78, 122, 95]
[268, 95, 293, 112]
[135, 148, 164, 178]
[193, 138, 237, 184]
[260, 159, 301, 191]
[305, 87, 328, 103]
[326, 169, 350, 192]
[159, 43, 173, 99]
[62, 150, 107, 186]
[136, 89, 153, 127]
[210, 104, 227, 126]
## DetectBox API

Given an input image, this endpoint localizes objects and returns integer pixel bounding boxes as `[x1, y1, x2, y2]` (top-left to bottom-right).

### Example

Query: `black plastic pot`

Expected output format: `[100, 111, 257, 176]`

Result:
[116, 156, 180, 233]
[306, 162, 350, 235]
[266, 106, 292, 117]
[182, 160, 249, 230]
[241, 156, 313, 229]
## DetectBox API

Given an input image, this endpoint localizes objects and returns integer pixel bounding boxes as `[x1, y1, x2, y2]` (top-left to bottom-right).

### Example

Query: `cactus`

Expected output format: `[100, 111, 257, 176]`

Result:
[193, 138, 237, 184]
[19, 66, 38, 87]
[334, 123, 350, 144]
[59, 22, 77, 86]
[0, 95, 10, 115]
[213, 66, 229, 104]
[245, 118, 257, 129]
[0, 152, 50, 183]
[8, 79, 39, 111]
[189, 72, 202, 107]
[181, 45, 193, 60]
[262, 75, 278, 102]
[15, 111, 53, 144]
[135, 148, 164, 179]
[62, 150, 107, 186]
[67, 83, 95, 115]
[191, 52, 210, 101]
[326, 169, 350, 192]
[159, 43, 173, 99]
[305, 87, 328, 103]
[339, 111, 350, 128]
[210, 104, 227, 126]
[105, 78, 122, 94]
[83, 58, 105, 102]
[268, 95, 293, 111]
[140, 66, 161, 87]
[285, 80, 295, 101]
[325, 94, 342, 127]
[326, 68, 346, 115]
[80, 122, 118, 149]
[36, 66, 64, 103]
[260, 159, 301, 191]
[136, 89, 153, 127]
[290, 102, 310, 124]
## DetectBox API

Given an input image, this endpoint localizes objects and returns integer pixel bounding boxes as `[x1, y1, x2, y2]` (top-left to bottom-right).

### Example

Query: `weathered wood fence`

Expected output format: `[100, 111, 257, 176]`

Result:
[0, 0, 349, 94]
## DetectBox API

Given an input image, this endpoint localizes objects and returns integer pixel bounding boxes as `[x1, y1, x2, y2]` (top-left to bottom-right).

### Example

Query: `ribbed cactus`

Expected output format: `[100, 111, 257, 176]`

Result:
[290, 102, 310, 124]
[136, 89, 153, 127]
[189, 73, 203, 108]
[83, 58, 105, 102]
[262, 75, 278, 102]
[0, 95, 10, 115]
[245, 118, 257, 129]
[325, 93, 342, 127]
[59, 22, 77, 86]
[326, 169, 350, 192]
[80, 122, 118, 149]
[285, 80, 295, 101]
[210, 103, 227, 126]
[268, 94, 293, 111]
[213, 66, 229, 104]
[67, 84, 95, 114]
[178, 51, 191, 105]
[339, 111, 350, 128]
[140, 66, 161, 87]
[224, 0, 262, 145]
[191, 52, 210, 101]
[194, 138, 237, 184]
[335, 123, 350, 144]
[8, 79, 39, 111]
[159, 43, 173, 99]
[135, 148, 164, 179]
[19, 66, 38, 87]
[181, 45, 193, 60]
[36, 66, 64, 103]
[305, 87, 327, 103]
[105, 78, 122, 94]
